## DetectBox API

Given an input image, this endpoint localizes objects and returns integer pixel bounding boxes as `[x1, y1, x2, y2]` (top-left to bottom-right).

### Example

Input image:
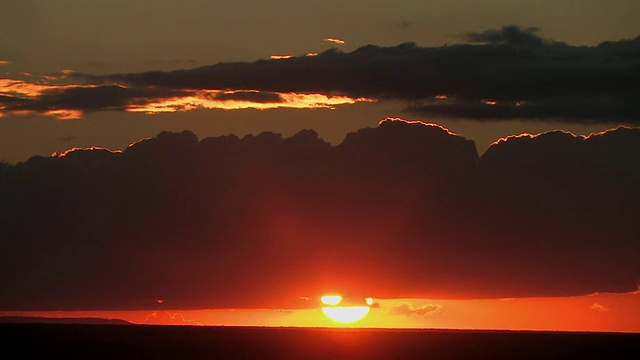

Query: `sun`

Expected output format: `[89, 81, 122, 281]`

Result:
[320, 295, 372, 324]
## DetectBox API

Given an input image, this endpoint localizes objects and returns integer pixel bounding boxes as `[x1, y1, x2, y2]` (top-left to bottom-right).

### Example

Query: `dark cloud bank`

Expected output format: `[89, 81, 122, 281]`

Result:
[4, 26, 638, 123]
[78, 25, 638, 123]
[0, 118, 638, 310]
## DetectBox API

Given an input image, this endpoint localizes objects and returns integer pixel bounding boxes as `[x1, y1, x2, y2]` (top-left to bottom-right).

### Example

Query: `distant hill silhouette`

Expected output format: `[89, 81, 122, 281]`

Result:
[0, 316, 131, 325]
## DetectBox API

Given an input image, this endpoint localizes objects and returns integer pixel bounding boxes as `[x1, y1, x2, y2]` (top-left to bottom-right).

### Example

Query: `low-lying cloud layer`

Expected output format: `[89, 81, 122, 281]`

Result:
[0, 118, 638, 310]
[1, 26, 638, 123]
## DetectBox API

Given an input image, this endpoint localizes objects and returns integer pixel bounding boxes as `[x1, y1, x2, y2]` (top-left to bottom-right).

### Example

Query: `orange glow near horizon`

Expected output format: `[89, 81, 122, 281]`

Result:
[1, 292, 638, 332]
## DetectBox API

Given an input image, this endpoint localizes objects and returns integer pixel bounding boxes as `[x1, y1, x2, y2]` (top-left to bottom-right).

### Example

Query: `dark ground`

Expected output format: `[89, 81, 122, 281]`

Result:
[1, 324, 638, 359]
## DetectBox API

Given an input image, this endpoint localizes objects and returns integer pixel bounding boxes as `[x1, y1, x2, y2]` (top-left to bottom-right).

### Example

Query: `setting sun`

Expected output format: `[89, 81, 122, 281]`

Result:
[321, 306, 371, 323]
[320, 295, 372, 324]
[320, 295, 343, 306]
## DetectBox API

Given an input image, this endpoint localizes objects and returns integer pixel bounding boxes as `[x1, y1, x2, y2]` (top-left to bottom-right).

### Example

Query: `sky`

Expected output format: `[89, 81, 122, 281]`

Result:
[0, 1, 639, 331]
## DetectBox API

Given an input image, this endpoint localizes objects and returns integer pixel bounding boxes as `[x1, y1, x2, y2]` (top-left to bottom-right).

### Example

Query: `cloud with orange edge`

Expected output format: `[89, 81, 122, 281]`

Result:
[324, 37, 345, 45]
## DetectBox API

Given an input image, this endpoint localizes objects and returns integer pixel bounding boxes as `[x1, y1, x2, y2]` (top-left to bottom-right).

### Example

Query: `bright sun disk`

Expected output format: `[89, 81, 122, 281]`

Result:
[321, 306, 371, 323]
[320, 295, 372, 324]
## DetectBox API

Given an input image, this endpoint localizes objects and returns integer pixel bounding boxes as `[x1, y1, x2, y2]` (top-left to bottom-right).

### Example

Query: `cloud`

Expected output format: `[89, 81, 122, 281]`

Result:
[93, 30, 640, 124]
[144, 311, 202, 326]
[324, 37, 345, 45]
[590, 303, 610, 312]
[460, 25, 546, 46]
[270, 55, 293, 60]
[1, 26, 638, 124]
[0, 119, 638, 310]
[0, 60, 9, 66]
[212, 90, 283, 103]
[0, 80, 368, 117]
[388, 303, 442, 316]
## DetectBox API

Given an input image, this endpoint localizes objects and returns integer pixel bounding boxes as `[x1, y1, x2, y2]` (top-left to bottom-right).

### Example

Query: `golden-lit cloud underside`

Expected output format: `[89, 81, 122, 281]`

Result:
[127, 91, 370, 113]
[0, 76, 373, 120]
[324, 37, 346, 45]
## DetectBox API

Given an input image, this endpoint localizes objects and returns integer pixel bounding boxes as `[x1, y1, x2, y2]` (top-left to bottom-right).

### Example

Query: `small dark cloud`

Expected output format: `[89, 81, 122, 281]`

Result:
[0, 94, 25, 105]
[460, 25, 546, 46]
[406, 97, 640, 123]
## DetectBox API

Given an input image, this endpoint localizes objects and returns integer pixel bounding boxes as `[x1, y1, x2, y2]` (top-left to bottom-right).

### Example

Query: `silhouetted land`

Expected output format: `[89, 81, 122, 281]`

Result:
[1, 324, 638, 359]
[0, 316, 131, 325]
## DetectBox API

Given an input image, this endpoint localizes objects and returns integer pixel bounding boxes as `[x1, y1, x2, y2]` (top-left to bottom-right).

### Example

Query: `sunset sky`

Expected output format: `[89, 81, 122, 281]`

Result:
[1, 1, 639, 332]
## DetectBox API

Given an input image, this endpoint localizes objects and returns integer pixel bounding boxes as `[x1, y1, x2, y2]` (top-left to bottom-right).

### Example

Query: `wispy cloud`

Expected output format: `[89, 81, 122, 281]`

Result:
[388, 303, 442, 316]
[590, 303, 611, 312]
[270, 54, 294, 60]
[324, 37, 345, 45]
